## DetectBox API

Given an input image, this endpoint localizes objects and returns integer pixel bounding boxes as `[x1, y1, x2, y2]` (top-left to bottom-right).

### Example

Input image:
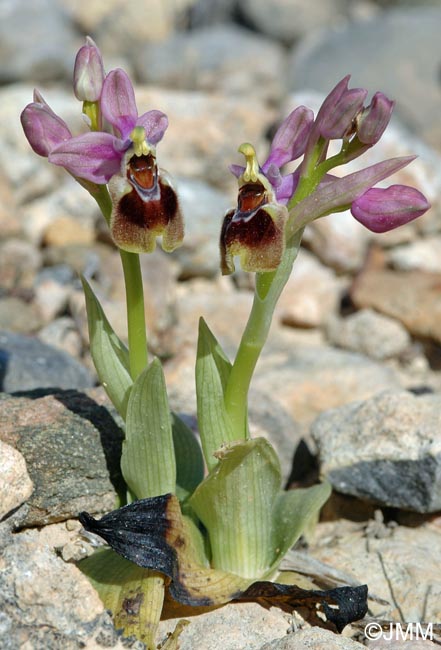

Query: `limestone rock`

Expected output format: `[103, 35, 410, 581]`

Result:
[0, 440, 33, 519]
[158, 602, 290, 650]
[312, 390, 441, 512]
[0, 527, 133, 650]
[0, 389, 124, 526]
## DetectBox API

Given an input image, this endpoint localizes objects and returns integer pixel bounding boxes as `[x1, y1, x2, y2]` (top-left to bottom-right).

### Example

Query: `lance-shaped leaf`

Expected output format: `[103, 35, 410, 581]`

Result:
[81, 277, 132, 418]
[189, 438, 281, 578]
[121, 358, 176, 499]
[269, 482, 332, 573]
[79, 493, 368, 632]
[288, 155, 416, 234]
[171, 413, 204, 501]
[195, 318, 236, 470]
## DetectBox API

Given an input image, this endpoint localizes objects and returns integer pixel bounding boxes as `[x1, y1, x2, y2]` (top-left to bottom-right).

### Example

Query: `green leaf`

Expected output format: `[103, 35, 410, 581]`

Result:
[189, 438, 281, 578]
[268, 482, 332, 575]
[189, 437, 331, 580]
[81, 276, 132, 419]
[195, 318, 235, 470]
[121, 358, 176, 499]
[171, 413, 204, 501]
[79, 548, 165, 650]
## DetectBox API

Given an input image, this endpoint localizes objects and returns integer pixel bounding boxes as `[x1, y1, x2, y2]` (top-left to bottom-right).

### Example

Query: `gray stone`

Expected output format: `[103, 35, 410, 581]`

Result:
[0, 388, 124, 526]
[173, 176, 231, 279]
[33, 265, 77, 325]
[36, 264, 76, 286]
[0, 297, 42, 334]
[38, 317, 83, 359]
[0, 238, 42, 291]
[93, 0, 193, 56]
[0, 0, 77, 84]
[187, 0, 236, 26]
[33, 277, 73, 324]
[0, 527, 133, 650]
[134, 24, 286, 103]
[0, 330, 94, 392]
[312, 390, 441, 512]
[289, 7, 441, 149]
[238, 0, 348, 44]
[43, 243, 101, 278]
[325, 310, 411, 360]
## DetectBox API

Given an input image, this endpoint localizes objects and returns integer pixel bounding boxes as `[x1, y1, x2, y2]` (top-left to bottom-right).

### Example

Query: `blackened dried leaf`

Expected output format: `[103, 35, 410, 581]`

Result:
[238, 582, 368, 633]
[79, 494, 368, 631]
[79, 494, 176, 578]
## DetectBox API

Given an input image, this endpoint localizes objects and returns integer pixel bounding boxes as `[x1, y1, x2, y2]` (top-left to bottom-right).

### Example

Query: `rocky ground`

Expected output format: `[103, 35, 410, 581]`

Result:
[1, 0, 441, 648]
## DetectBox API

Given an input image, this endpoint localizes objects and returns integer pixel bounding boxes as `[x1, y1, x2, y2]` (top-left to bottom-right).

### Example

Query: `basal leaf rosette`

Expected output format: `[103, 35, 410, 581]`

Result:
[190, 438, 331, 579]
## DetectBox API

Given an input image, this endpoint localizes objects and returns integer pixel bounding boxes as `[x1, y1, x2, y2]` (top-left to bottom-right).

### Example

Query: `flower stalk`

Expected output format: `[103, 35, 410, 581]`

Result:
[89, 184, 148, 380]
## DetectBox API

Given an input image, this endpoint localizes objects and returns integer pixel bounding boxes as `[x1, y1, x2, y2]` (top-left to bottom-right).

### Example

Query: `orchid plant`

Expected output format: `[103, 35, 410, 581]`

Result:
[21, 38, 429, 649]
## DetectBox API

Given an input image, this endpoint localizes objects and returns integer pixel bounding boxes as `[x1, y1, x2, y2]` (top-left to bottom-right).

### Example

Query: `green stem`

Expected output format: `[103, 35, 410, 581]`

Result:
[91, 185, 148, 380]
[120, 250, 148, 379]
[223, 231, 303, 437]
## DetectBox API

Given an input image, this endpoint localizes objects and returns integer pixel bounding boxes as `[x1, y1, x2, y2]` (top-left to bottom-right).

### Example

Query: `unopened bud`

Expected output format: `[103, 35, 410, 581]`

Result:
[356, 92, 394, 144]
[73, 37, 105, 102]
[351, 185, 430, 233]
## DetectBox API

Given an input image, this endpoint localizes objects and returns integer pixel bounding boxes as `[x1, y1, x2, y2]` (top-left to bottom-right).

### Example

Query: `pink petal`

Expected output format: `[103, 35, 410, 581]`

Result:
[136, 110, 169, 145]
[49, 132, 122, 183]
[21, 92, 72, 157]
[101, 68, 138, 138]
[264, 106, 314, 169]
[229, 164, 245, 178]
[275, 172, 299, 204]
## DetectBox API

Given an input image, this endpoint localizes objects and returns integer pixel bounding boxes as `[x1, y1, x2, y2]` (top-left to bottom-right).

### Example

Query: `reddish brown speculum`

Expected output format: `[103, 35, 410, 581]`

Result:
[238, 182, 267, 212]
[128, 153, 156, 190]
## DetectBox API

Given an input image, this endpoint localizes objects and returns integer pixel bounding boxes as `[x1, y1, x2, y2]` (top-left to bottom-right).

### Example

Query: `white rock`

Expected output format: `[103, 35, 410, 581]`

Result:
[0, 440, 33, 518]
